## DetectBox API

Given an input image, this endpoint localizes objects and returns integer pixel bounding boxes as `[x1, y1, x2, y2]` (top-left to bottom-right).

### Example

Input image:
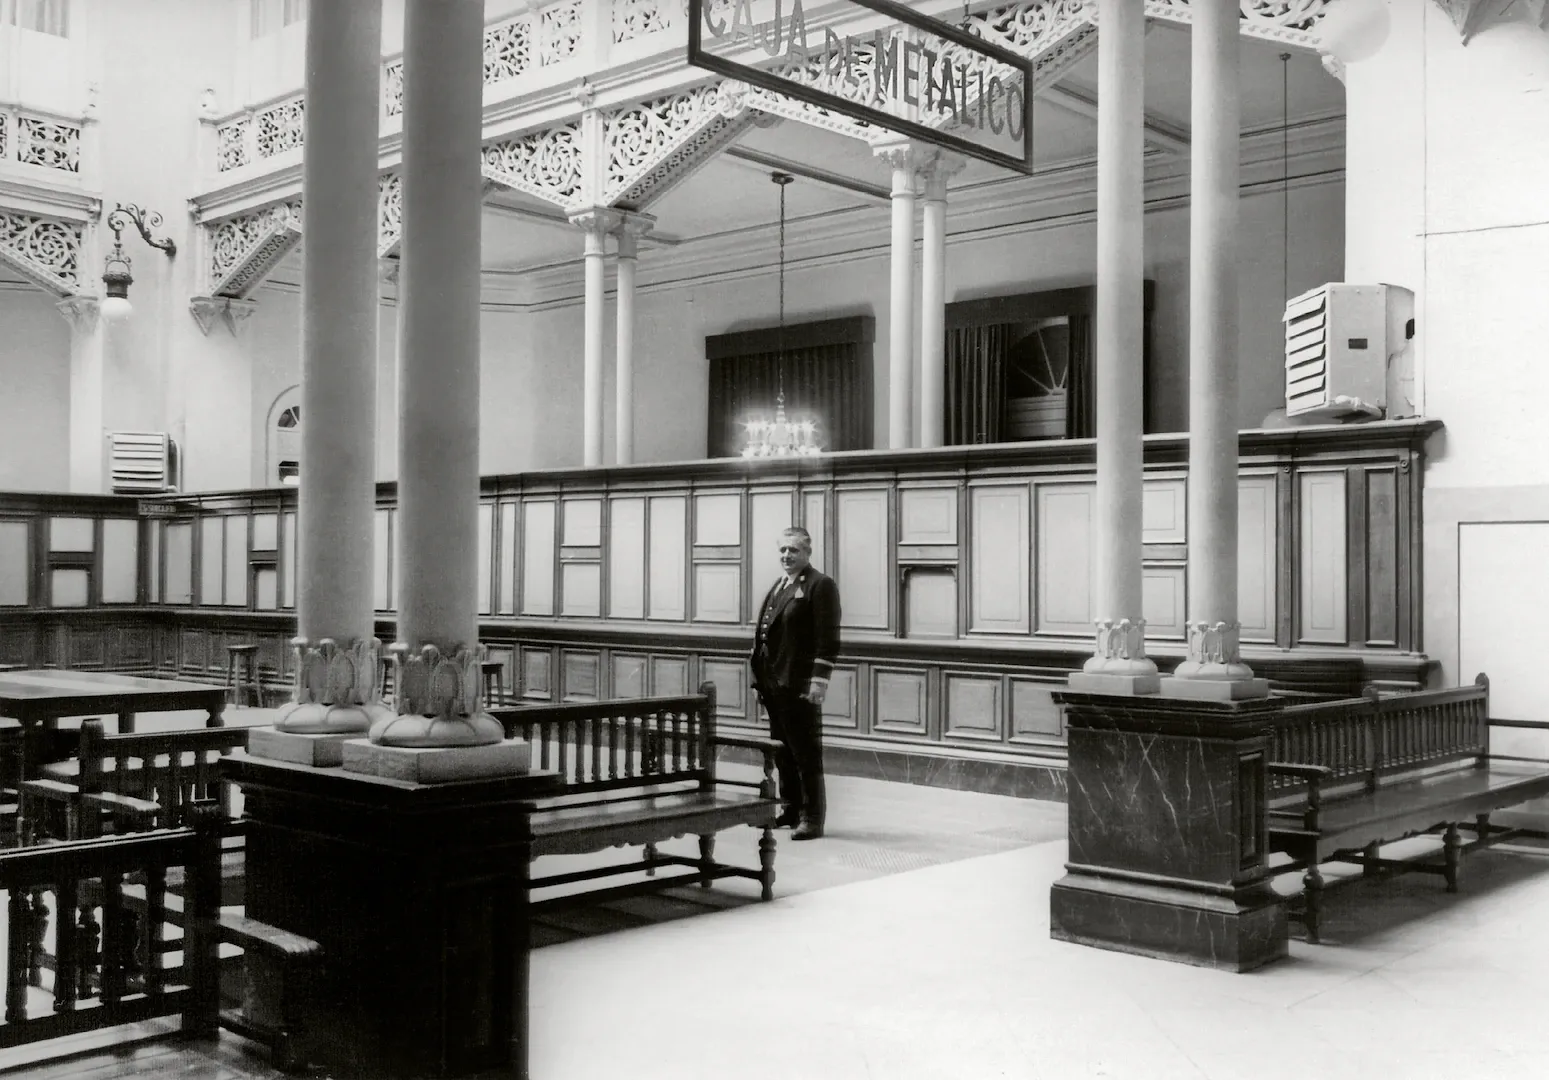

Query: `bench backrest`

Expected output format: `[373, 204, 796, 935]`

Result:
[1268, 674, 1490, 797]
[78, 722, 250, 827]
[489, 682, 718, 794]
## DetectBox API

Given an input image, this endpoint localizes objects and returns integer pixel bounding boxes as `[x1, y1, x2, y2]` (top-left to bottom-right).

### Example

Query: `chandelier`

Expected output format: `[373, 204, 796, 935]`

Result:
[742, 172, 822, 459]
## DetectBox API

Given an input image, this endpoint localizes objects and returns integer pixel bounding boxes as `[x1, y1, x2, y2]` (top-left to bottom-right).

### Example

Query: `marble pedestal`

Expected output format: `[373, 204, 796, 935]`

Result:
[223, 754, 559, 1078]
[1048, 691, 1289, 972]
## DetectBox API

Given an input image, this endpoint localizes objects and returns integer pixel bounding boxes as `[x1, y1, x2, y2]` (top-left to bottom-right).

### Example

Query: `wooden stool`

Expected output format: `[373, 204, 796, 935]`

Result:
[480, 660, 506, 708]
[226, 644, 264, 709]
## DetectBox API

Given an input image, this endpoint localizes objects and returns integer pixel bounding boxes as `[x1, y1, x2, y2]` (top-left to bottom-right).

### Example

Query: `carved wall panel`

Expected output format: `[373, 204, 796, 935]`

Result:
[899, 486, 957, 546]
[837, 489, 889, 630]
[523, 645, 553, 699]
[562, 649, 601, 700]
[820, 667, 859, 730]
[651, 655, 688, 696]
[1036, 482, 1093, 636]
[945, 673, 1002, 742]
[608, 497, 647, 618]
[970, 485, 1029, 634]
[873, 668, 928, 736]
[1011, 678, 1063, 740]
[1238, 474, 1278, 643]
[648, 495, 687, 620]
[700, 656, 747, 719]
[749, 490, 794, 596]
[522, 499, 557, 616]
[1298, 469, 1348, 644]
[612, 652, 647, 698]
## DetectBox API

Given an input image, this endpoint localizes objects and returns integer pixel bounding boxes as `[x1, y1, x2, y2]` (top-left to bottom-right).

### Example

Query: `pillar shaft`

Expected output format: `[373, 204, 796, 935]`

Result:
[1073, 0, 1157, 691]
[297, 0, 382, 648]
[1164, 0, 1266, 697]
[615, 232, 637, 466]
[919, 175, 947, 450]
[582, 227, 606, 468]
[887, 163, 917, 450]
[395, 0, 484, 655]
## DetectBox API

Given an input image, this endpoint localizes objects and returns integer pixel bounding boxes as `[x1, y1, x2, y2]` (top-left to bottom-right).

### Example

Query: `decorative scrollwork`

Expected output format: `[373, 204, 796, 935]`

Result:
[377, 172, 403, 256]
[15, 115, 82, 173]
[0, 113, 8, 160]
[482, 123, 583, 206]
[604, 84, 737, 203]
[485, 16, 534, 82]
[0, 210, 84, 293]
[1143, 0, 1332, 47]
[384, 59, 405, 117]
[256, 96, 305, 158]
[541, 1, 584, 65]
[206, 201, 302, 296]
[967, 0, 1092, 54]
[216, 117, 251, 172]
[613, 0, 670, 43]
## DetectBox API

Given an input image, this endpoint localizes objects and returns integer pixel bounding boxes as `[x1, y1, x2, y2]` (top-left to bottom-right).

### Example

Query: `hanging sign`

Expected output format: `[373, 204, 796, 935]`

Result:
[688, 0, 1034, 174]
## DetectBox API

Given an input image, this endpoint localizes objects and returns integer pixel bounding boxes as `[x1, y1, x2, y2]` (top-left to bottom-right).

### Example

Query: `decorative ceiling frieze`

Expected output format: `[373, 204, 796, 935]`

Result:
[604, 83, 762, 210]
[206, 201, 302, 298]
[481, 122, 584, 209]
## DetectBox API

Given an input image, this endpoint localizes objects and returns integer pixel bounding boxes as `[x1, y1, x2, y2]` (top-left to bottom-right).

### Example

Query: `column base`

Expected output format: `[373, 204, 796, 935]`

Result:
[342, 737, 531, 783]
[1159, 676, 1272, 701]
[1050, 872, 1287, 973]
[248, 727, 362, 768]
[1068, 671, 1161, 695]
[274, 700, 393, 738]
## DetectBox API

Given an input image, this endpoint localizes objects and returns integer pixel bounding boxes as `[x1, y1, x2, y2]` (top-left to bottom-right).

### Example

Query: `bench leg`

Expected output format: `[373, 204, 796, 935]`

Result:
[1362, 841, 1380, 878]
[1302, 865, 1324, 945]
[643, 842, 658, 877]
[697, 835, 715, 888]
[1443, 823, 1462, 893]
[758, 826, 776, 902]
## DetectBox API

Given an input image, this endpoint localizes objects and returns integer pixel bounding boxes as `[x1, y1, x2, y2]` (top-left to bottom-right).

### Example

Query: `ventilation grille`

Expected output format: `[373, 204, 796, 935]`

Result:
[1283, 286, 1329, 415]
[107, 431, 175, 493]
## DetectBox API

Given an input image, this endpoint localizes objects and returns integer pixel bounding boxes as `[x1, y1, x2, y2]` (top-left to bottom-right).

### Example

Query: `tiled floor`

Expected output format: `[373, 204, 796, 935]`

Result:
[7, 711, 1549, 1079]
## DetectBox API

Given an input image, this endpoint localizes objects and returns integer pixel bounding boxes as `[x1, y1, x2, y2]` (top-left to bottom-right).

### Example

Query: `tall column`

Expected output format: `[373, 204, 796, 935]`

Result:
[1069, 0, 1159, 695]
[918, 152, 964, 449]
[570, 209, 620, 468]
[613, 212, 654, 466]
[369, 0, 503, 750]
[1164, 0, 1269, 699]
[272, 0, 391, 737]
[59, 297, 106, 492]
[876, 142, 920, 450]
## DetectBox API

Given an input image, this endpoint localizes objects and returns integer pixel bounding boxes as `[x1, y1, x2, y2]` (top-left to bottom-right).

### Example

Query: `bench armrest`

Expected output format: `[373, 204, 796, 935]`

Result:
[709, 735, 782, 801]
[1267, 761, 1331, 832]
[219, 912, 321, 962]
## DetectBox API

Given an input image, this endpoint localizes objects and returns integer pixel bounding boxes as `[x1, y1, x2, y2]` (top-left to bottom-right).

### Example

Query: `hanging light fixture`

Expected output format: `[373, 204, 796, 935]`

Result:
[99, 203, 177, 324]
[742, 172, 822, 459]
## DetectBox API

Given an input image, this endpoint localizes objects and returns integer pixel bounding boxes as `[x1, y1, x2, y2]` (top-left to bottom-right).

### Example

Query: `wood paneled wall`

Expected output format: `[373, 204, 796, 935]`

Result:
[0, 421, 1439, 767]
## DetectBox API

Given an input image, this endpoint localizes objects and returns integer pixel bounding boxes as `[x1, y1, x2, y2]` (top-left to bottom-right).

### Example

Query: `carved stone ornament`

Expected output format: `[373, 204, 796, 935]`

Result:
[1172, 621, 1260, 682]
[56, 295, 99, 334]
[369, 642, 505, 748]
[188, 295, 258, 336]
[1093, 617, 1148, 662]
[274, 636, 394, 735]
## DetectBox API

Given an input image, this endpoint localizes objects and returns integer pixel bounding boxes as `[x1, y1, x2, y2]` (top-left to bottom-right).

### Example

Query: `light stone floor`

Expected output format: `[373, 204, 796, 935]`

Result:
[8, 706, 1549, 1079]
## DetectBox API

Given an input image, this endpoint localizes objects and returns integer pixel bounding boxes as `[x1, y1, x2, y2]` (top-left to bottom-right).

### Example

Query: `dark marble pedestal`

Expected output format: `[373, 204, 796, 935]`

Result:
[1048, 691, 1289, 973]
[224, 753, 559, 1079]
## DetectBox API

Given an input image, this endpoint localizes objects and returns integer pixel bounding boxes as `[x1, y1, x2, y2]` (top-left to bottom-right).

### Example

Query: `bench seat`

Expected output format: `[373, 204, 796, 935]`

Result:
[531, 786, 775, 858]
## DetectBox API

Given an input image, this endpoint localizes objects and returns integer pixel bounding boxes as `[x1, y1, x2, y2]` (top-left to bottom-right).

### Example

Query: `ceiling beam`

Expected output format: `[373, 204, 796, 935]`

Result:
[722, 146, 892, 204]
[1041, 83, 1192, 157]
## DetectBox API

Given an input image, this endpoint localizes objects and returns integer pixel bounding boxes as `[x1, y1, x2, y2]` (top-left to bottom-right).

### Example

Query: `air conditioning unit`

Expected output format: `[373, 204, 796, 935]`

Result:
[106, 431, 179, 493]
[1283, 283, 1416, 420]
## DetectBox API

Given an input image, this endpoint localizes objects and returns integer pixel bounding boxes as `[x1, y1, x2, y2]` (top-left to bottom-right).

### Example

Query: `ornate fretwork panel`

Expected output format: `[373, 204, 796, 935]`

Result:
[216, 118, 251, 171]
[378, 172, 403, 257]
[384, 60, 405, 118]
[1144, 0, 1332, 48]
[485, 17, 534, 82]
[604, 84, 755, 207]
[4, 113, 83, 173]
[613, 0, 671, 43]
[257, 97, 306, 158]
[207, 202, 303, 298]
[541, 2, 584, 65]
[966, 0, 1093, 54]
[482, 123, 584, 208]
[0, 210, 84, 295]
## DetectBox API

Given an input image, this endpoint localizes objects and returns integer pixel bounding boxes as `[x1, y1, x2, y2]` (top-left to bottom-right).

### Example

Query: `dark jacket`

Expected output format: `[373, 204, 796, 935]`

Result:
[751, 566, 841, 694]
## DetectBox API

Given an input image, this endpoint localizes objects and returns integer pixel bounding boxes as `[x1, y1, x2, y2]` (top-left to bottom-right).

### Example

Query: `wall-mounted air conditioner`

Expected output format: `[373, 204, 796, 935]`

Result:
[106, 431, 180, 493]
[1283, 283, 1416, 420]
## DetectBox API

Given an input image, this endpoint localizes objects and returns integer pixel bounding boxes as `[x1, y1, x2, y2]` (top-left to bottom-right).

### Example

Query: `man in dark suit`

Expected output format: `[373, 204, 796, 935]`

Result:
[751, 526, 840, 841]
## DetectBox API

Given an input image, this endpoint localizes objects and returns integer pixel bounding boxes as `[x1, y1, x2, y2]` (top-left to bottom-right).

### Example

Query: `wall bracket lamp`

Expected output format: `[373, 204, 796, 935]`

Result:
[101, 203, 176, 323]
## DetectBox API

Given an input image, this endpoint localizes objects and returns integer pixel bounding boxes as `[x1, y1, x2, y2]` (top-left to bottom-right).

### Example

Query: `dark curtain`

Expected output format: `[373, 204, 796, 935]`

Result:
[707, 342, 869, 458]
[1064, 312, 1095, 440]
[945, 324, 1010, 445]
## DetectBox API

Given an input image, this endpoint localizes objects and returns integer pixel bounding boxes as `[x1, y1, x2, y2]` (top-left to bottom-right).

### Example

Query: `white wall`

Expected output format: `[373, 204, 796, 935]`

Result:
[0, 287, 70, 491]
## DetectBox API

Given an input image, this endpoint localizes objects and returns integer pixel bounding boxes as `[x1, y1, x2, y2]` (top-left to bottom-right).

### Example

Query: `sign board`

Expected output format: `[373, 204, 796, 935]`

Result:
[688, 0, 1034, 174]
[138, 500, 183, 517]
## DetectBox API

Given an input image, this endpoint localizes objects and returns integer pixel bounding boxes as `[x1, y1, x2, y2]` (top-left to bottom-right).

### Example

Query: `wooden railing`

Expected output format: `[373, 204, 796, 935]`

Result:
[0, 812, 221, 1049]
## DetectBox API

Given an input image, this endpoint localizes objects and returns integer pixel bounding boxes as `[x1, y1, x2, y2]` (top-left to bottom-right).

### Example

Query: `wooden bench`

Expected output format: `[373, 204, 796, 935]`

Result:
[17, 722, 247, 844]
[491, 683, 782, 913]
[1267, 674, 1549, 943]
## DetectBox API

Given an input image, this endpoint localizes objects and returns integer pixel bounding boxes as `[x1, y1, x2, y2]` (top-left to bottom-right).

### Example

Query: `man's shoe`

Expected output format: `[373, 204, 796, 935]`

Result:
[791, 819, 824, 841]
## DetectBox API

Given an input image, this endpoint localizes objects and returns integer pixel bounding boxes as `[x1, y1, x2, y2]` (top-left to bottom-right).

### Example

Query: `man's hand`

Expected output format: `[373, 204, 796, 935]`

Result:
[804, 678, 828, 706]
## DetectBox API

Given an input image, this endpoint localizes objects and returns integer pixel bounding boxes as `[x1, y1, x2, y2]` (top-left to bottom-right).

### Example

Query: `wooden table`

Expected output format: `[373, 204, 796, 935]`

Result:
[0, 669, 226, 780]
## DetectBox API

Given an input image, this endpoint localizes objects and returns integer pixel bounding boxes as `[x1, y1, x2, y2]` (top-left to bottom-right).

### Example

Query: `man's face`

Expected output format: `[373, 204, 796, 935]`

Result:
[779, 534, 811, 577]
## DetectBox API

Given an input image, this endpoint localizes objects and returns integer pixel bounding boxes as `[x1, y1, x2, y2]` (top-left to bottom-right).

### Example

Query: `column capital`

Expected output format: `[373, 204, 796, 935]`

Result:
[870, 137, 933, 179]
[56, 295, 100, 334]
[919, 150, 968, 202]
[568, 207, 625, 255]
[612, 210, 656, 259]
[189, 295, 258, 337]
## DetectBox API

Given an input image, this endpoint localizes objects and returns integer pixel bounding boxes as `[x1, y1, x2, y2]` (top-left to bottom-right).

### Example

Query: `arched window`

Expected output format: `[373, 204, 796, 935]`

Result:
[267, 389, 301, 486]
